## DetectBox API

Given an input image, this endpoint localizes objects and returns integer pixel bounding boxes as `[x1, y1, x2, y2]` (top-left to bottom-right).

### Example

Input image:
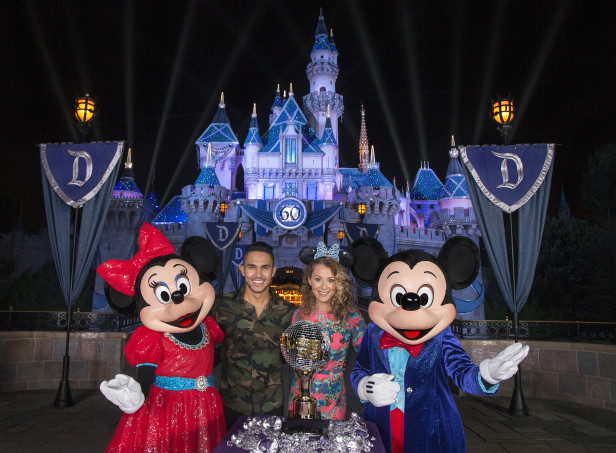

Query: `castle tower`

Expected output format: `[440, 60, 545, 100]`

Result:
[303, 9, 344, 142]
[195, 92, 240, 191]
[358, 104, 370, 173]
[244, 103, 263, 199]
[439, 136, 473, 212]
[319, 105, 338, 200]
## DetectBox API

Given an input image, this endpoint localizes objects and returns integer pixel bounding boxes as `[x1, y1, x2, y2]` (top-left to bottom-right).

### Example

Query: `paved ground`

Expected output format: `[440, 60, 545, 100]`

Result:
[1, 389, 616, 452]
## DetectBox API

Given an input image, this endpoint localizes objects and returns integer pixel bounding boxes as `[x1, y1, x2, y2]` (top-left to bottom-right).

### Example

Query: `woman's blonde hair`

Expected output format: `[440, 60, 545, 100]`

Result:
[299, 256, 354, 322]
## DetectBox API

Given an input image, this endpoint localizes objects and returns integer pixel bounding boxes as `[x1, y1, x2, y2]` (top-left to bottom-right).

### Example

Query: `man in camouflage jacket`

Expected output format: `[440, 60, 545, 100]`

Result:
[212, 242, 295, 429]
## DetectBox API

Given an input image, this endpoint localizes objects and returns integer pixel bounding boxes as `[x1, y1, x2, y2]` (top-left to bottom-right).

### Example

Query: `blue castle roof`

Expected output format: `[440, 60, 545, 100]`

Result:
[152, 196, 186, 224]
[261, 95, 321, 153]
[409, 166, 444, 200]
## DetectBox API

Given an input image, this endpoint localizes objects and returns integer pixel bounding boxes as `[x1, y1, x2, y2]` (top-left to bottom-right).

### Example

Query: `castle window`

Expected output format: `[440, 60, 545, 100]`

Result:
[285, 138, 297, 164]
[283, 182, 298, 198]
[306, 183, 318, 200]
[264, 184, 275, 200]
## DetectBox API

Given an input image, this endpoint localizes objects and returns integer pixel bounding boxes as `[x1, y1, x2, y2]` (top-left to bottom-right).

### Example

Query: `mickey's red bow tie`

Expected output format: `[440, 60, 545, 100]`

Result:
[380, 331, 423, 358]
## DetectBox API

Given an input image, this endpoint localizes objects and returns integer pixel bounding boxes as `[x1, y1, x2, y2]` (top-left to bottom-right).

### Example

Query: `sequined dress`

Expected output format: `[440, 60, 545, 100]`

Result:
[105, 316, 226, 453]
[288, 308, 366, 420]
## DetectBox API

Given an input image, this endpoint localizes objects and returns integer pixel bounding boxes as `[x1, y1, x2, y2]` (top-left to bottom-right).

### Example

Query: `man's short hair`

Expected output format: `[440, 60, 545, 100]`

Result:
[244, 241, 275, 264]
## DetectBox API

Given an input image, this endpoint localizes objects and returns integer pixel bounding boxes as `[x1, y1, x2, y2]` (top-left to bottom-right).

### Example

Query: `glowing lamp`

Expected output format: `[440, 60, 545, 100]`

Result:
[491, 96, 514, 144]
[357, 203, 366, 216]
[75, 94, 97, 123]
[491, 97, 514, 125]
[337, 231, 345, 241]
[219, 201, 228, 215]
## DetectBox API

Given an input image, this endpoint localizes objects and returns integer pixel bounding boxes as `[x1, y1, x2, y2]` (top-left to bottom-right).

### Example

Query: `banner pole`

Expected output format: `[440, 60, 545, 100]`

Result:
[54, 206, 80, 408]
[507, 212, 528, 416]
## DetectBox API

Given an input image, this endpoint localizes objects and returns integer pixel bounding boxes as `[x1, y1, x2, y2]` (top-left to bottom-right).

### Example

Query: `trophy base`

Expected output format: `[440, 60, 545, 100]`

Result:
[282, 418, 324, 436]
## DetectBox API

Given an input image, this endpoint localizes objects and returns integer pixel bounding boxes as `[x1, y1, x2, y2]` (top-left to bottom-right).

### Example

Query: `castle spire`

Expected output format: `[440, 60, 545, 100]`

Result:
[289, 83, 294, 96]
[359, 104, 370, 173]
[125, 147, 133, 169]
[212, 91, 230, 123]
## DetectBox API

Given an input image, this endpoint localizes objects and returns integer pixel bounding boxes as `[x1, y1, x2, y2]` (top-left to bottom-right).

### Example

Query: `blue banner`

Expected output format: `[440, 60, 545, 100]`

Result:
[344, 223, 380, 243]
[204, 222, 241, 250]
[40, 142, 123, 208]
[40, 141, 124, 306]
[460, 144, 554, 213]
[232, 244, 248, 267]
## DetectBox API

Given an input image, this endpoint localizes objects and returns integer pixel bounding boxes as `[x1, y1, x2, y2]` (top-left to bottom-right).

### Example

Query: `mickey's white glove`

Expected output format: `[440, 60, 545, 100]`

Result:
[480, 343, 530, 385]
[100, 374, 145, 414]
[357, 373, 400, 407]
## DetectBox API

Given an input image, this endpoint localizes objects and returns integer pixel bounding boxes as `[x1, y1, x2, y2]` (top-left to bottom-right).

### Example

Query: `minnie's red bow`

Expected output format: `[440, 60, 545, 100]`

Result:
[96, 223, 175, 296]
[380, 331, 423, 358]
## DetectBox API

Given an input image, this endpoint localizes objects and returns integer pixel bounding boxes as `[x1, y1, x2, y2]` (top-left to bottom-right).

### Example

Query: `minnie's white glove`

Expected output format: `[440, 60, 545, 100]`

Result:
[100, 374, 145, 414]
[357, 373, 400, 407]
[479, 343, 530, 385]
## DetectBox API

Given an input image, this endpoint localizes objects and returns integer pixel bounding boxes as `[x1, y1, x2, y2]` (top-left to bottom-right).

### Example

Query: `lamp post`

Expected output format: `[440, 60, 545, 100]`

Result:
[357, 202, 366, 223]
[490, 96, 514, 145]
[55, 94, 97, 408]
[490, 95, 528, 416]
[74, 94, 97, 143]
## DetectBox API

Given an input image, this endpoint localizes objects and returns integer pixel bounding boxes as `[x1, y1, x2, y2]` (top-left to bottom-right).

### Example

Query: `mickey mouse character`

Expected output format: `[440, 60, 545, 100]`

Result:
[97, 223, 226, 453]
[350, 236, 529, 453]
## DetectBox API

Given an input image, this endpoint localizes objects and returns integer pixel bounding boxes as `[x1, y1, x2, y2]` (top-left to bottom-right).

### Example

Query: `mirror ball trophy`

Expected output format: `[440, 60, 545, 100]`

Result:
[280, 320, 330, 419]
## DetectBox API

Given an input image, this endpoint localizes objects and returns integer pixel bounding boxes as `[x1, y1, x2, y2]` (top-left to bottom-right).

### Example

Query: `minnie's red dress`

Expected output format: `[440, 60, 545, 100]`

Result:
[106, 316, 226, 453]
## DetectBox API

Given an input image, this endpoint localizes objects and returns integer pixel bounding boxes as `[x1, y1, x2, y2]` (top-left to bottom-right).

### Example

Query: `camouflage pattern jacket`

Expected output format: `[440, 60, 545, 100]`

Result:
[212, 286, 295, 414]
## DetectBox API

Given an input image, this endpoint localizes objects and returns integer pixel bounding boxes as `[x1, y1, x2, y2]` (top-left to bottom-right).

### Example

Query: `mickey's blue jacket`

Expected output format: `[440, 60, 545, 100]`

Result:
[351, 323, 498, 453]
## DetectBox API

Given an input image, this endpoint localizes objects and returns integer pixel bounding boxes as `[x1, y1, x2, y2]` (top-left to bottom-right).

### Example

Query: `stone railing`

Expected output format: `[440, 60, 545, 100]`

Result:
[460, 339, 616, 412]
[0, 330, 134, 392]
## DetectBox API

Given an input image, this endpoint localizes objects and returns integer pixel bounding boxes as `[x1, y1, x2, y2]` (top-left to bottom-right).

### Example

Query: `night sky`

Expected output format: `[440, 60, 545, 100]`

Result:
[2, 0, 615, 230]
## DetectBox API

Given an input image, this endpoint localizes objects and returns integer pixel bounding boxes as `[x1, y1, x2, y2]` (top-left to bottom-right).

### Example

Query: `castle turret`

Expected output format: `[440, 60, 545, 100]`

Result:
[244, 103, 262, 199]
[195, 92, 240, 191]
[269, 84, 284, 126]
[319, 105, 337, 200]
[303, 9, 344, 141]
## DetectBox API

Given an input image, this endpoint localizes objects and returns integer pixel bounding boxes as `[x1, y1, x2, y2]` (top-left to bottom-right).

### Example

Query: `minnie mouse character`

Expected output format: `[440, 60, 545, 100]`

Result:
[350, 236, 529, 453]
[97, 223, 226, 453]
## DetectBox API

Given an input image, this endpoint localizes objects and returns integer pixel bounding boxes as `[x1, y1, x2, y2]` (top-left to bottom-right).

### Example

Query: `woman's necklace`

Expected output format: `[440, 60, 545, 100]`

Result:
[164, 322, 209, 350]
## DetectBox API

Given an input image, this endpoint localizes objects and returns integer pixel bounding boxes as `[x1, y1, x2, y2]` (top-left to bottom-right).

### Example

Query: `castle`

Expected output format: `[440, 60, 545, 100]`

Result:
[87, 10, 484, 318]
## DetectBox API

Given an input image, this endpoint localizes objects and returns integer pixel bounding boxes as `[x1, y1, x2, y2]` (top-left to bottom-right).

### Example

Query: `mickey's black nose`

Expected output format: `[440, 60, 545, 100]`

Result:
[400, 292, 421, 311]
[171, 291, 184, 304]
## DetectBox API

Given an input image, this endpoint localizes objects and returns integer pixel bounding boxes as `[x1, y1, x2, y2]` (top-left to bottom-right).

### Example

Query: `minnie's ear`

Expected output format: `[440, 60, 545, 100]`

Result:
[437, 236, 479, 290]
[104, 283, 137, 316]
[180, 236, 220, 281]
[299, 246, 316, 264]
[349, 237, 388, 287]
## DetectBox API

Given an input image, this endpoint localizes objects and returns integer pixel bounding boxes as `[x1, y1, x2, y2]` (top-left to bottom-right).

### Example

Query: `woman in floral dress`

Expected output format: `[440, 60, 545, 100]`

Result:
[288, 248, 366, 420]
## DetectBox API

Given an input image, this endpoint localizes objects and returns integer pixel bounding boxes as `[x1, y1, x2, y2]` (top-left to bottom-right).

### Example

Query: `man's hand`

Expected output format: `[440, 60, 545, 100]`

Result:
[480, 343, 530, 385]
[100, 374, 145, 414]
[357, 373, 400, 407]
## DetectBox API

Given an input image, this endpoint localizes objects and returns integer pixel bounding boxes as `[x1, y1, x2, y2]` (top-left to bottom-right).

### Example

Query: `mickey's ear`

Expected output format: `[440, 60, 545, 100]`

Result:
[349, 237, 388, 287]
[180, 236, 220, 280]
[437, 236, 479, 290]
[104, 284, 137, 316]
